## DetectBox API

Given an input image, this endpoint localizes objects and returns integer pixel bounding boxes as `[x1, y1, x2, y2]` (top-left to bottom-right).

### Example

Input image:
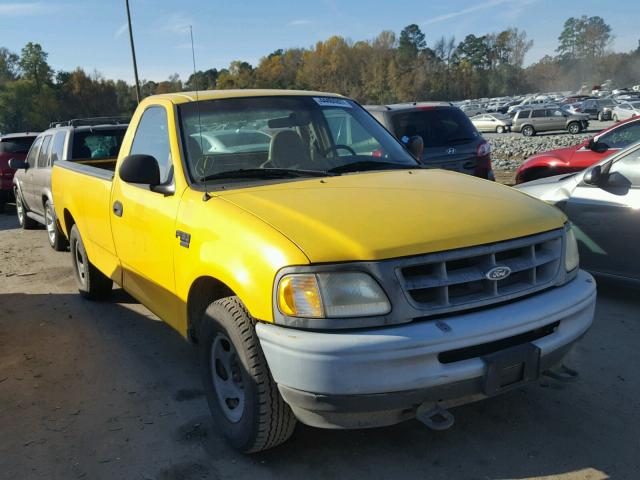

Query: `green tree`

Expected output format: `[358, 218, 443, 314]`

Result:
[0, 47, 19, 84]
[18, 42, 52, 88]
[185, 69, 218, 90]
[557, 16, 612, 59]
[398, 24, 426, 61]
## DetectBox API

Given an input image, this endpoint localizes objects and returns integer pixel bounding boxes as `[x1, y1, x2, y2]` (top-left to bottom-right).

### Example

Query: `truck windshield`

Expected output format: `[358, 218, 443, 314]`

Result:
[178, 96, 418, 183]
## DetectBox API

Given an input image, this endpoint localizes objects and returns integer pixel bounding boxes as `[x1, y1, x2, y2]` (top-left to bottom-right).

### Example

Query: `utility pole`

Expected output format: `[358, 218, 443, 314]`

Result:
[125, 0, 141, 104]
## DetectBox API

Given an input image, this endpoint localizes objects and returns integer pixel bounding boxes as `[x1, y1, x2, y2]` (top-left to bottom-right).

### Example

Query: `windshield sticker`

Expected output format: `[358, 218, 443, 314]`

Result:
[313, 97, 352, 108]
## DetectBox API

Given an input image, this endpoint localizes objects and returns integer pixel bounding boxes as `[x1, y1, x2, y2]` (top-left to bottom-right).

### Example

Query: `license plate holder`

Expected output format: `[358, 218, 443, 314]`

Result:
[482, 343, 541, 396]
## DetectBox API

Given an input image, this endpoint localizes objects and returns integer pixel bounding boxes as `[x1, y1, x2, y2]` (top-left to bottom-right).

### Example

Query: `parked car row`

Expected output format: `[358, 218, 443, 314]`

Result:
[10, 117, 128, 250]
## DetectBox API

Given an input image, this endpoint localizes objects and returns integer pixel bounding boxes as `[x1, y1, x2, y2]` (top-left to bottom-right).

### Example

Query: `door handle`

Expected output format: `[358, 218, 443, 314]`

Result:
[113, 200, 123, 217]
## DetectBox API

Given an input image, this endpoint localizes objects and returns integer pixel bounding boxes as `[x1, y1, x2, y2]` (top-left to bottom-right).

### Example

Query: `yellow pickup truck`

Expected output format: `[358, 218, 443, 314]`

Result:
[52, 90, 596, 453]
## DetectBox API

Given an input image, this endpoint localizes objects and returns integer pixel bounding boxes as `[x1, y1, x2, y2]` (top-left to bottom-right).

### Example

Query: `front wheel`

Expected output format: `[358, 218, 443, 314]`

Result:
[15, 188, 37, 229]
[69, 224, 112, 300]
[567, 122, 581, 135]
[199, 296, 296, 453]
[44, 200, 68, 251]
[597, 112, 603, 121]
[613, 114, 619, 122]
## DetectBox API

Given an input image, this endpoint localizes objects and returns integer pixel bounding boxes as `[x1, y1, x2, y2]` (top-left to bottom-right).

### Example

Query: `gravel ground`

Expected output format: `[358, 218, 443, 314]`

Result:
[1, 208, 640, 480]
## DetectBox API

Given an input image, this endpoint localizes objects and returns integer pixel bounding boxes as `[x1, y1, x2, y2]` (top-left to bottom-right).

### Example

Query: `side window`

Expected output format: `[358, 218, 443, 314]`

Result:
[26, 136, 43, 166]
[37, 135, 52, 168]
[129, 106, 172, 184]
[531, 110, 546, 118]
[49, 131, 66, 164]
[519, 110, 531, 119]
[599, 122, 640, 149]
[607, 148, 640, 187]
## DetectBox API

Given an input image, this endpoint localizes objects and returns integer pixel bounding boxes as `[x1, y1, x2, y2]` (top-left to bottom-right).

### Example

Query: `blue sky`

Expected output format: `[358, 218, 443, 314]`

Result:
[0, 0, 638, 83]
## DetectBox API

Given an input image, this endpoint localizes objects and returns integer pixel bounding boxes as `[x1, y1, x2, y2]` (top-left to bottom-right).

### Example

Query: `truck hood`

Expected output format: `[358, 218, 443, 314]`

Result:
[219, 170, 566, 263]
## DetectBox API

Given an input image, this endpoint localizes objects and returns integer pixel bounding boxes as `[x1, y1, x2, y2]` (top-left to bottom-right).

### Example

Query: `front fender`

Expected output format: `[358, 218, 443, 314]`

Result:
[173, 189, 310, 332]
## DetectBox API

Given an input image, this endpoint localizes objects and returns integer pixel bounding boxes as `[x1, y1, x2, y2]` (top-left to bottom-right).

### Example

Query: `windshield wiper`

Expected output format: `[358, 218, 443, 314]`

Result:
[327, 160, 418, 174]
[199, 168, 336, 182]
[328, 160, 418, 174]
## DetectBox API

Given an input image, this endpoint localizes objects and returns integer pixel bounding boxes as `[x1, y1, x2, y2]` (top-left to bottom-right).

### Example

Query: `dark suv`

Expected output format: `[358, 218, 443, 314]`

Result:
[365, 102, 493, 179]
[0, 132, 39, 209]
[11, 117, 128, 250]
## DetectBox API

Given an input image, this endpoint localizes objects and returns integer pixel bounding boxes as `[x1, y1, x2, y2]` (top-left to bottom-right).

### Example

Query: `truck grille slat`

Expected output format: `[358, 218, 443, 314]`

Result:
[397, 230, 563, 314]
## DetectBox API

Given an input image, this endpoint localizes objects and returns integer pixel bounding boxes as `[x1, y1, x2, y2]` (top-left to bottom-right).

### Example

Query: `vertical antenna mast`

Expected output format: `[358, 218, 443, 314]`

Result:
[125, 0, 141, 104]
[190, 26, 210, 201]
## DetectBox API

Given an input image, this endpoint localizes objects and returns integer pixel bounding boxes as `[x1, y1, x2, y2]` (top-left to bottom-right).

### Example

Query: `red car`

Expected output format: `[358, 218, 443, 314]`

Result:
[515, 116, 640, 184]
[0, 132, 39, 208]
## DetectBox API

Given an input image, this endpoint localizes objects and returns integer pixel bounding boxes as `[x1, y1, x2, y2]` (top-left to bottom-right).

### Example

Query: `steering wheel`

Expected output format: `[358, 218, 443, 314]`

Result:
[321, 144, 357, 157]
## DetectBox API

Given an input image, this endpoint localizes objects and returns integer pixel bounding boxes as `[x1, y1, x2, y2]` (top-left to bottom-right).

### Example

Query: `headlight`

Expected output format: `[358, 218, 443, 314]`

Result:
[565, 225, 579, 272]
[277, 272, 391, 318]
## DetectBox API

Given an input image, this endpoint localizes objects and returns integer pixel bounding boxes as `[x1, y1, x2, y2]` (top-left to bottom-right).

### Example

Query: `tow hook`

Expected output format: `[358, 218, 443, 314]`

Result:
[542, 363, 579, 382]
[416, 403, 455, 431]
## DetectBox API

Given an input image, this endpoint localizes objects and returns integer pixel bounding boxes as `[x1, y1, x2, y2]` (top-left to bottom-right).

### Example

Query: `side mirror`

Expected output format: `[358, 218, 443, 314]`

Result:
[587, 137, 597, 150]
[8, 158, 27, 169]
[583, 165, 603, 186]
[119, 154, 160, 185]
[406, 135, 424, 162]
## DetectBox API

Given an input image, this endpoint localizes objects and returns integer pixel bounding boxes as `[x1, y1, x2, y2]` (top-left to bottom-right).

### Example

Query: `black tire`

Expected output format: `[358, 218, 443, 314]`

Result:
[522, 125, 535, 137]
[69, 224, 112, 300]
[44, 200, 68, 251]
[199, 296, 296, 453]
[567, 122, 581, 135]
[14, 188, 37, 229]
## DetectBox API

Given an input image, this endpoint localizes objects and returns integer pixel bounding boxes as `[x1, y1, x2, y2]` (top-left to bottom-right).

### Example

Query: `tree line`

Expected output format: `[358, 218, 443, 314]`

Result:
[1, 16, 639, 133]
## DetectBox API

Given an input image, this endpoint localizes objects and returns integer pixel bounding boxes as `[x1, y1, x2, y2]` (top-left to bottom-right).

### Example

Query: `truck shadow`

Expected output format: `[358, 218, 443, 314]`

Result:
[1, 285, 637, 479]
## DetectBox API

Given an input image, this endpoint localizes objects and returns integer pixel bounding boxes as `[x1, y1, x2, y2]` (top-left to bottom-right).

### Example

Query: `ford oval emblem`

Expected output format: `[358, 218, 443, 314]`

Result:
[485, 266, 511, 281]
[446, 147, 456, 155]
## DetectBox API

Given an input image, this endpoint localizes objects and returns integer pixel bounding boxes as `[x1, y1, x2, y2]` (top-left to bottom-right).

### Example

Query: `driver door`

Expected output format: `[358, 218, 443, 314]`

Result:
[110, 103, 183, 327]
[560, 147, 640, 280]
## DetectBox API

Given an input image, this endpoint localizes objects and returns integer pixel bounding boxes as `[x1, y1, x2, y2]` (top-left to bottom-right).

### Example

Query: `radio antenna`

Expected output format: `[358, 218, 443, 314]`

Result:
[189, 25, 211, 201]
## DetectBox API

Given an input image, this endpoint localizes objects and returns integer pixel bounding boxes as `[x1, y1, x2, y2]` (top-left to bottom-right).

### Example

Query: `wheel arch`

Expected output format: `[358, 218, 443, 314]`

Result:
[187, 276, 237, 343]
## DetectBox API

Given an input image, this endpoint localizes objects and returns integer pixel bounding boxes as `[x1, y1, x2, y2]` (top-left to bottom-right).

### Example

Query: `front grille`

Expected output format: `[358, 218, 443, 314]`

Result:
[397, 229, 563, 315]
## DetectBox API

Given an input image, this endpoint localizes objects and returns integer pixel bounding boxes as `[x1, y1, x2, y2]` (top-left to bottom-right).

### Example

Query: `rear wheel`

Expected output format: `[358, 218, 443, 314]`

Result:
[199, 296, 296, 453]
[15, 188, 37, 229]
[567, 122, 581, 134]
[496, 125, 505, 134]
[44, 200, 68, 251]
[522, 125, 535, 137]
[69, 224, 112, 300]
[597, 112, 603, 121]
[613, 114, 619, 122]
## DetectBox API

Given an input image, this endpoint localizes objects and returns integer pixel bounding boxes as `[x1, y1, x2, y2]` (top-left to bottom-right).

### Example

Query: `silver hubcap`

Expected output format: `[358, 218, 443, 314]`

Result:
[211, 334, 245, 423]
[45, 205, 56, 244]
[74, 241, 86, 286]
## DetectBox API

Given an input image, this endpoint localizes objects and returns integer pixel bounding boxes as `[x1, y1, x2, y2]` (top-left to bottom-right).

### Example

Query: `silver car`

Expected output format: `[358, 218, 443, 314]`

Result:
[612, 101, 640, 122]
[470, 113, 512, 133]
[517, 141, 640, 282]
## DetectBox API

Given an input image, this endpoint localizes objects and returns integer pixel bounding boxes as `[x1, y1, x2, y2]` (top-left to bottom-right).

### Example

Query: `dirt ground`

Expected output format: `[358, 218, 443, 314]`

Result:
[1, 207, 639, 480]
